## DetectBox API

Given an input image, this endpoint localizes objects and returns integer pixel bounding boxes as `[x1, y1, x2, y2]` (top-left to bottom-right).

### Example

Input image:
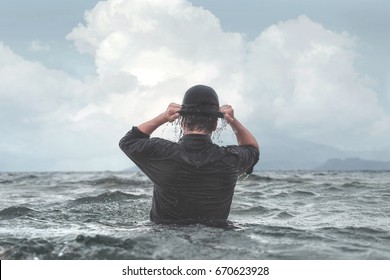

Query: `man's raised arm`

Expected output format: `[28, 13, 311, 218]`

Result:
[220, 105, 259, 151]
[137, 103, 181, 136]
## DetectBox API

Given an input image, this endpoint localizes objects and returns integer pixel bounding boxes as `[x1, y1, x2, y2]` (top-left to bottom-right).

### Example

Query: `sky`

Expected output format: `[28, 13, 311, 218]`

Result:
[1, 0, 389, 171]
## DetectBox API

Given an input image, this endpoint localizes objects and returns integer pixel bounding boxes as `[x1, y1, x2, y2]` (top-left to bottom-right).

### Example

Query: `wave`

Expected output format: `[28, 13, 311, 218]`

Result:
[0, 173, 41, 185]
[0, 179, 14, 184]
[233, 205, 272, 215]
[66, 174, 150, 188]
[1, 237, 54, 259]
[326, 186, 344, 192]
[240, 174, 275, 182]
[292, 190, 316, 197]
[269, 192, 289, 198]
[14, 174, 40, 180]
[320, 226, 390, 240]
[340, 181, 367, 189]
[313, 172, 327, 176]
[1, 234, 143, 260]
[75, 234, 136, 249]
[89, 176, 148, 187]
[71, 191, 149, 205]
[266, 190, 316, 199]
[2, 171, 389, 260]
[0, 206, 37, 220]
[252, 225, 315, 240]
[276, 211, 295, 219]
[2, 224, 389, 260]
[241, 174, 309, 184]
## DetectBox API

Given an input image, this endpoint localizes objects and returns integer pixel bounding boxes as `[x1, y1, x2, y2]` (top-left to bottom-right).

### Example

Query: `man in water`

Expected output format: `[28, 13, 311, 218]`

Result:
[119, 85, 259, 227]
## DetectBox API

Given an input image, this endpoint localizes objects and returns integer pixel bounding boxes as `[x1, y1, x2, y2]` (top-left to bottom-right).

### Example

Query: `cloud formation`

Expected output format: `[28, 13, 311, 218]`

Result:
[244, 16, 388, 149]
[1, 0, 389, 170]
[67, 0, 389, 147]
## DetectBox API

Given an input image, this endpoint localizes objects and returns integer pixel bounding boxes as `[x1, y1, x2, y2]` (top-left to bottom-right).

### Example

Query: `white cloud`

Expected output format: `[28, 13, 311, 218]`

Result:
[66, 0, 249, 124]
[0, 43, 81, 121]
[1, 0, 389, 170]
[67, 1, 389, 149]
[0, 42, 130, 171]
[66, 0, 244, 90]
[243, 16, 387, 148]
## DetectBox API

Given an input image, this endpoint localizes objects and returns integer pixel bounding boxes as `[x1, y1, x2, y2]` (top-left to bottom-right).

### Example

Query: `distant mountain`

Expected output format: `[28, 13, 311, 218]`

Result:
[254, 131, 390, 170]
[256, 133, 349, 170]
[317, 157, 390, 171]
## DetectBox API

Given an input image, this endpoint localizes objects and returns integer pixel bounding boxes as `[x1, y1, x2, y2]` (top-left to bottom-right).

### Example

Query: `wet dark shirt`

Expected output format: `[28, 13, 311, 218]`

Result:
[119, 126, 259, 226]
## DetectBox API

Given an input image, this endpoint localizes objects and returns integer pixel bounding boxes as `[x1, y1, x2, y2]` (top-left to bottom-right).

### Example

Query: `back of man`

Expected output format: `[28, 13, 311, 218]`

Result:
[119, 85, 259, 226]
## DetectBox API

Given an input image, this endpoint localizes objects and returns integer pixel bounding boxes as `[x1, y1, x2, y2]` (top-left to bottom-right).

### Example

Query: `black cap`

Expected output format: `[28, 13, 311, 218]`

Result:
[180, 85, 224, 118]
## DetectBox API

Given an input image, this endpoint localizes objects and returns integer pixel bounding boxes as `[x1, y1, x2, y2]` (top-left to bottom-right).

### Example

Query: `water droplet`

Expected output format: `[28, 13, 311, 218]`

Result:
[212, 119, 229, 145]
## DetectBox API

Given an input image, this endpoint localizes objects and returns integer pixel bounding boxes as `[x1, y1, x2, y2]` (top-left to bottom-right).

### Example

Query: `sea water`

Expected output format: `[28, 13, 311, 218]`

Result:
[0, 170, 389, 260]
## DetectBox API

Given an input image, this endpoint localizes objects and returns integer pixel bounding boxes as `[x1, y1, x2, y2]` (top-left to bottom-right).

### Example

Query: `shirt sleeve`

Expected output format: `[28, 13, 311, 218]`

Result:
[226, 145, 260, 175]
[119, 126, 152, 165]
[119, 126, 175, 168]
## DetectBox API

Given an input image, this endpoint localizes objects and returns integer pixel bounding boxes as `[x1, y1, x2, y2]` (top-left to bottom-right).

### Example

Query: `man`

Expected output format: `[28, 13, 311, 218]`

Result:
[119, 85, 259, 227]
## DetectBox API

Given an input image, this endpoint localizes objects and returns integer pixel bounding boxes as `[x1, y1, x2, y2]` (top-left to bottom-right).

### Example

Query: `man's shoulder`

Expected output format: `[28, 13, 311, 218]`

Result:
[147, 137, 180, 154]
[149, 137, 178, 145]
[222, 144, 258, 154]
[221, 145, 259, 174]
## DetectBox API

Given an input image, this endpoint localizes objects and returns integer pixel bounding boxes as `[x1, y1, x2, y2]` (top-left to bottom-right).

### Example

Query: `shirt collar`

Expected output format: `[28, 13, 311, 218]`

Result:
[180, 134, 213, 144]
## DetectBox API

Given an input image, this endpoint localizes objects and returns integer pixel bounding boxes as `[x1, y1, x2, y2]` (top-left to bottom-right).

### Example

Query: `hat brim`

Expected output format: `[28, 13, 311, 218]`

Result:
[179, 108, 224, 118]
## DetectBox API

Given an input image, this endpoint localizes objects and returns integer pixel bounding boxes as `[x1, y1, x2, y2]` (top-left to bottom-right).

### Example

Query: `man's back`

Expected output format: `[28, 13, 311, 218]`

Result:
[119, 127, 258, 226]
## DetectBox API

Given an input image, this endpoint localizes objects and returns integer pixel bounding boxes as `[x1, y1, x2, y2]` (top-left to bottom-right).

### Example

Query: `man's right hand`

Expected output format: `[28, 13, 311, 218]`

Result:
[220, 105, 235, 124]
[164, 103, 182, 123]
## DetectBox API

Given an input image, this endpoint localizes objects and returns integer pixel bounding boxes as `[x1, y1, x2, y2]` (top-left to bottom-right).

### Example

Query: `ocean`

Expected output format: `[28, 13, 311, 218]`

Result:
[0, 170, 389, 260]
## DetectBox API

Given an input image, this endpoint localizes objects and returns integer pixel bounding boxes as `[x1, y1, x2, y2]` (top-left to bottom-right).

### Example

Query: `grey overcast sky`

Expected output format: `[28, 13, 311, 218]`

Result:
[1, 0, 389, 171]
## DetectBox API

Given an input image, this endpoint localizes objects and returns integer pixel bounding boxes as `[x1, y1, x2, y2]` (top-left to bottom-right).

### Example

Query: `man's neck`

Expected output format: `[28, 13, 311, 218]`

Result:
[183, 128, 210, 136]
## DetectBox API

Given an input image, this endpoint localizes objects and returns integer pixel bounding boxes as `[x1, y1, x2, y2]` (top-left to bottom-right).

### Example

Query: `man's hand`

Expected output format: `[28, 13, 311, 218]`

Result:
[164, 103, 182, 123]
[220, 105, 234, 124]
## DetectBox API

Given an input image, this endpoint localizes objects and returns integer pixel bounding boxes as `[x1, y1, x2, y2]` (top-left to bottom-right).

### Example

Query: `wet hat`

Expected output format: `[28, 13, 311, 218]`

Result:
[179, 85, 224, 118]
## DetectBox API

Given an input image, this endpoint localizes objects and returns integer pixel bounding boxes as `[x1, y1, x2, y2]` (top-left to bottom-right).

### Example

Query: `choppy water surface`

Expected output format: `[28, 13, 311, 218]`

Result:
[0, 171, 389, 259]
